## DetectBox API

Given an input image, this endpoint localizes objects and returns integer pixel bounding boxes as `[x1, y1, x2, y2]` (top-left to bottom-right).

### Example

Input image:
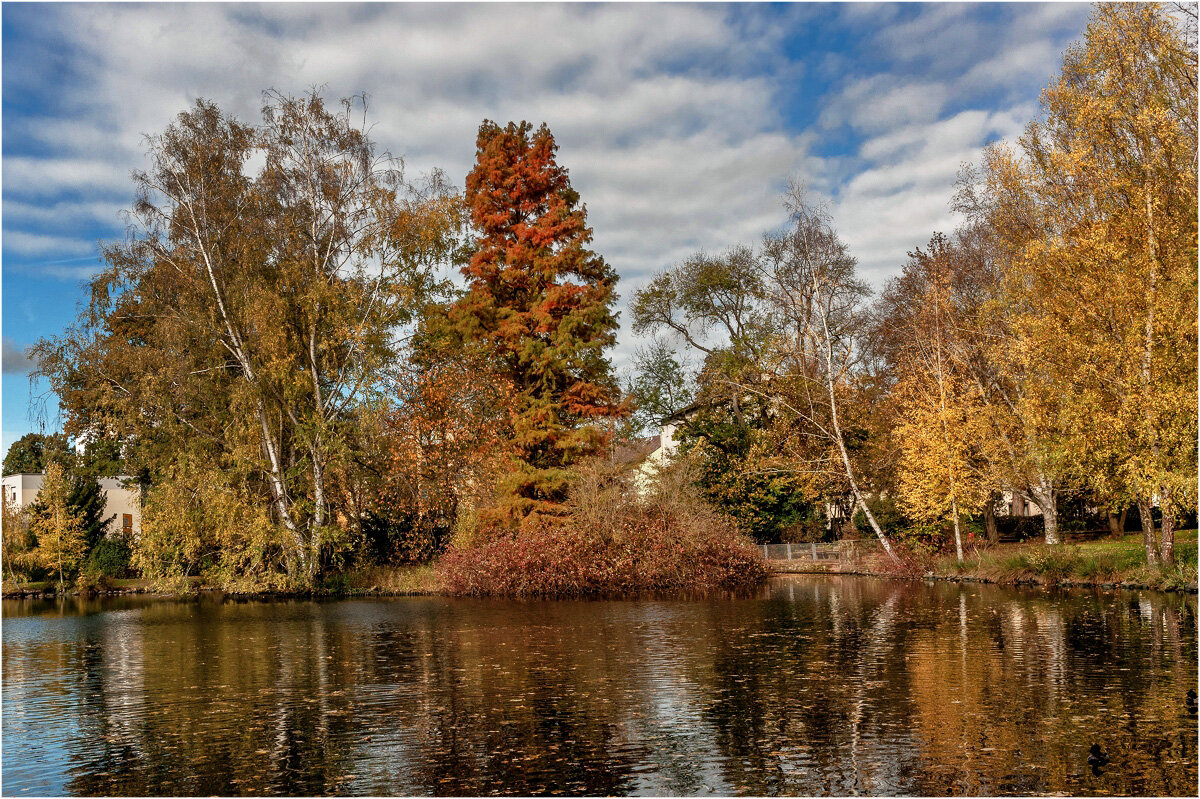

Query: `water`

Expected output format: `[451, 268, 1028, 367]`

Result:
[2, 576, 1196, 796]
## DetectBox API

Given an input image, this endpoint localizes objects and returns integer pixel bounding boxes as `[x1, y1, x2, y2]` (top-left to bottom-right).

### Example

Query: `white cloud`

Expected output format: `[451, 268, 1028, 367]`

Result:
[2, 231, 96, 258]
[1, 1, 1091, 384]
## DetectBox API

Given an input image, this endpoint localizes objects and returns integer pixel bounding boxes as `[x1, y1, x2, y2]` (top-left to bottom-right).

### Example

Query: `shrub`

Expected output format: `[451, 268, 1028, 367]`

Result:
[439, 458, 767, 597]
[75, 570, 113, 594]
[84, 535, 133, 578]
[135, 456, 293, 592]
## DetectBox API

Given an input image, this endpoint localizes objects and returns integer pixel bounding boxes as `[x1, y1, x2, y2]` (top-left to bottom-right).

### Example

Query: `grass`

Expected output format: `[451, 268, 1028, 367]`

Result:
[929, 529, 1198, 590]
[332, 564, 444, 595]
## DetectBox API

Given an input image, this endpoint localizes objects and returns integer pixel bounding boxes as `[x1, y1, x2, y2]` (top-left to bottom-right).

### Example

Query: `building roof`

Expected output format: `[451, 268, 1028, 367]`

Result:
[611, 436, 660, 466]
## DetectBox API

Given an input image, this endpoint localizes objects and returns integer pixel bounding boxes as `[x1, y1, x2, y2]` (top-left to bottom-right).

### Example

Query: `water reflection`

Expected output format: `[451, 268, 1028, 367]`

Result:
[2, 579, 1196, 796]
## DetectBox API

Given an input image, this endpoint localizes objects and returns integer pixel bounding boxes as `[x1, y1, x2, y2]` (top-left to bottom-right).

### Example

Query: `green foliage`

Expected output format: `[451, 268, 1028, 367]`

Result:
[680, 414, 814, 544]
[3, 432, 70, 475]
[66, 475, 114, 551]
[627, 338, 693, 435]
[83, 535, 132, 578]
[852, 495, 913, 539]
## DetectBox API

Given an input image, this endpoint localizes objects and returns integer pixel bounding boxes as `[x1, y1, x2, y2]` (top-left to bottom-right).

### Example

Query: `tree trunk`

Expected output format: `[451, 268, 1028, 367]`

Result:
[1158, 488, 1175, 569]
[814, 279, 899, 564]
[1138, 499, 1159, 567]
[1030, 478, 1059, 545]
[951, 495, 964, 562]
[984, 495, 999, 545]
[1106, 507, 1127, 538]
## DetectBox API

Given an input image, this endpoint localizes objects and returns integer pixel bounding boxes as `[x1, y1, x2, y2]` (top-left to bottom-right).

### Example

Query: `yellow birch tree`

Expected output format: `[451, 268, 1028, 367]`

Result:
[966, 3, 1197, 566]
[30, 462, 88, 592]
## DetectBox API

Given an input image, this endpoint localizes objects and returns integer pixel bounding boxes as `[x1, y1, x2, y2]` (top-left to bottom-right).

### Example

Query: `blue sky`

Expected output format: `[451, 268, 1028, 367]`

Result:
[1, 2, 1092, 453]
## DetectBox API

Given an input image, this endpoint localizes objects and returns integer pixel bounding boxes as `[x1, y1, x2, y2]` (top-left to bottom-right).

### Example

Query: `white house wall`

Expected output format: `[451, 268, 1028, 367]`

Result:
[2, 473, 141, 537]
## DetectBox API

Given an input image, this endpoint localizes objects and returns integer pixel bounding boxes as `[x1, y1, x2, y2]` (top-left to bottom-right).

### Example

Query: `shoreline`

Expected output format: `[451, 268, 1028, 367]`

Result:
[5, 567, 1198, 601]
[767, 562, 1200, 594]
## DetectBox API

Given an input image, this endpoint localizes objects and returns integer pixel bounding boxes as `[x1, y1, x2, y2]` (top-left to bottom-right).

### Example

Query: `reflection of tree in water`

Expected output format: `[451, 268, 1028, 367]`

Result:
[6, 584, 1195, 797]
[698, 580, 927, 795]
[390, 605, 643, 795]
[65, 600, 364, 796]
[899, 586, 1198, 797]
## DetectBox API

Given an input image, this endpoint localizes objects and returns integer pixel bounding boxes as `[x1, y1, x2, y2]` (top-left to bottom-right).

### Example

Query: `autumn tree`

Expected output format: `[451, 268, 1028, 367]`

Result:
[1, 493, 34, 583]
[30, 462, 88, 592]
[753, 188, 899, 561]
[876, 234, 991, 561]
[960, 3, 1197, 563]
[633, 187, 900, 559]
[369, 343, 517, 559]
[449, 120, 624, 520]
[33, 92, 461, 586]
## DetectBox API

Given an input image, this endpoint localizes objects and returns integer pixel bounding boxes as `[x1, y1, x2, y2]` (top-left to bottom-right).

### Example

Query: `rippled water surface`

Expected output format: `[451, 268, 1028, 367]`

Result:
[3, 577, 1197, 796]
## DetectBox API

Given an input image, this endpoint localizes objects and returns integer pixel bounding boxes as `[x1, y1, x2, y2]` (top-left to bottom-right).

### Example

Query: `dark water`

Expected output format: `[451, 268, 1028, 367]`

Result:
[2, 577, 1197, 797]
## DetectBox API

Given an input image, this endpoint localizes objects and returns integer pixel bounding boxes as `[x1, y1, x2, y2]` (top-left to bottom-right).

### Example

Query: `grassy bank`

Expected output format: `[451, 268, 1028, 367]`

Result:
[871, 529, 1199, 591]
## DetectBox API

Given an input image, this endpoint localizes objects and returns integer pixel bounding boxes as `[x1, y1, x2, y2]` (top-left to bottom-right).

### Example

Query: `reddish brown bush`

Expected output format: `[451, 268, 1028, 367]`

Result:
[438, 507, 766, 597]
[439, 456, 767, 597]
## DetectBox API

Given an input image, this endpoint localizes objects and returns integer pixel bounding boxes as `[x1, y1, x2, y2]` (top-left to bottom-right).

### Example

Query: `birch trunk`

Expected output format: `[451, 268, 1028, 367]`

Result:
[1138, 499, 1159, 567]
[1029, 478, 1059, 545]
[815, 279, 899, 563]
[1158, 487, 1175, 568]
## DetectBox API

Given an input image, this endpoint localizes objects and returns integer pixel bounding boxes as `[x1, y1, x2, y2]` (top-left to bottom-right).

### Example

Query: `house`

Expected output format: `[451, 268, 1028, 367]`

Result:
[631, 412, 690, 494]
[2, 472, 142, 537]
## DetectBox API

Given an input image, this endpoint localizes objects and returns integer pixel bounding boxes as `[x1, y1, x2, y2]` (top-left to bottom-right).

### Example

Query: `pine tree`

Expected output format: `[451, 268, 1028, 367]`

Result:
[451, 120, 624, 518]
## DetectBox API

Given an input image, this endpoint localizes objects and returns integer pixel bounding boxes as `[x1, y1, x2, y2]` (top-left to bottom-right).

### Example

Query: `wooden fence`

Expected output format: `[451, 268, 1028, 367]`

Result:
[759, 540, 881, 564]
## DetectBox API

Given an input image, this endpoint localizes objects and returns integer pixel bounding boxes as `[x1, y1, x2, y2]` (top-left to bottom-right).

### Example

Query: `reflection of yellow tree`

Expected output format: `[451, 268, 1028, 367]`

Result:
[903, 587, 1197, 796]
[1, 583, 1188, 796]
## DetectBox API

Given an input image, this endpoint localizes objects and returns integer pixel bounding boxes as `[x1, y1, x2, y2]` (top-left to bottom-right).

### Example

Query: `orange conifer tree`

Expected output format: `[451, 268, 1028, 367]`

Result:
[450, 121, 624, 519]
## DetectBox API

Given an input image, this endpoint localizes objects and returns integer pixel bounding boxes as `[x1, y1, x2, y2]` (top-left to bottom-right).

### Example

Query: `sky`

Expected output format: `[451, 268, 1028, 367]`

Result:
[1, 1, 1094, 453]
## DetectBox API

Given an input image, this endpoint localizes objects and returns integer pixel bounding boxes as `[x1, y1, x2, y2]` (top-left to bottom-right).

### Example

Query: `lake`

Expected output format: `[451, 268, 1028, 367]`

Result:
[2, 576, 1196, 796]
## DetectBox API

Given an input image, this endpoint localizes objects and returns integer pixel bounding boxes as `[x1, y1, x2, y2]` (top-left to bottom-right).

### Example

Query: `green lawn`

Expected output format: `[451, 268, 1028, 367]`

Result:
[933, 529, 1198, 590]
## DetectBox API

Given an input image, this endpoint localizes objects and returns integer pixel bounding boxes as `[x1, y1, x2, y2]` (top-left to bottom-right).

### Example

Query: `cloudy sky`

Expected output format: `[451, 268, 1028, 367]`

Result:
[1, 1, 1092, 452]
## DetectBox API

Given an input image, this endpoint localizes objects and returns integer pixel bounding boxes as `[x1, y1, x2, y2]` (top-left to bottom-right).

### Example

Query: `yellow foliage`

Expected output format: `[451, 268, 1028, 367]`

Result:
[29, 462, 88, 591]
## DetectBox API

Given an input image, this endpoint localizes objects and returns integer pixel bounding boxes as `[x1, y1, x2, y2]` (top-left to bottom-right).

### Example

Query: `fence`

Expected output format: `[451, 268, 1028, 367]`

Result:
[759, 539, 881, 563]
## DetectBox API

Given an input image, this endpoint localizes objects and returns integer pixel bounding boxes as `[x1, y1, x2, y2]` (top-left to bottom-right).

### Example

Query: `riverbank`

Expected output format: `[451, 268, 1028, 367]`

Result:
[6, 531, 1197, 599]
[772, 530, 1199, 593]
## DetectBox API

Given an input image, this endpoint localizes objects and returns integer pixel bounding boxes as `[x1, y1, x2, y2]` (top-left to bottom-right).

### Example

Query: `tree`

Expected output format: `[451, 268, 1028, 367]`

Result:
[33, 91, 461, 586]
[7, 432, 114, 554]
[627, 338, 694, 435]
[876, 234, 990, 561]
[1, 493, 34, 583]
[448, 120, 624, 520]
[370, 343, 517, 560]
[960, 3, 1197, 563]
[30, 462, 88, 592]
[753, 187, 899, 561]
[632, 187, 900, 561]
[66, 476, 115, 552]
[2, 432, 70, 476]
